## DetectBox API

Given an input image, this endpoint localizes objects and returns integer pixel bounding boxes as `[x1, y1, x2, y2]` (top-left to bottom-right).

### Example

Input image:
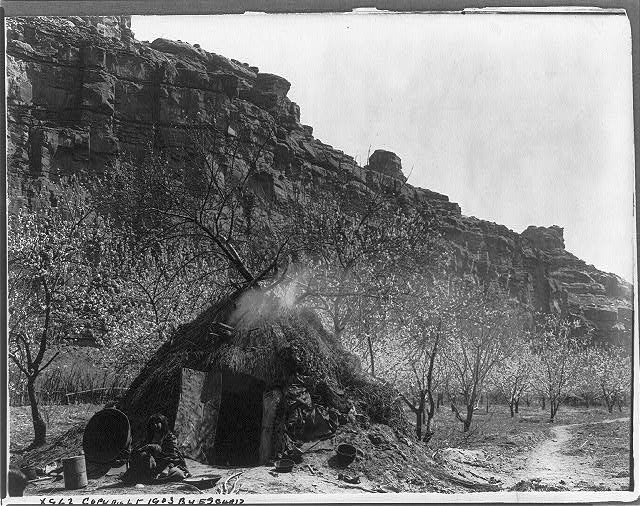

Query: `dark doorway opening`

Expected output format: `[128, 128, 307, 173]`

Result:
[211, 370, 265, 467]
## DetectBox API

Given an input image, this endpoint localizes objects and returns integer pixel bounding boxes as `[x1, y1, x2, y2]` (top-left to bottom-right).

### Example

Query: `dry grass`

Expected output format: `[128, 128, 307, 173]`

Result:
[9, 347, 131, 407]
[561, 419, 631, 474]
[9, 403, 102, 470]
[425, 405, 548, 451]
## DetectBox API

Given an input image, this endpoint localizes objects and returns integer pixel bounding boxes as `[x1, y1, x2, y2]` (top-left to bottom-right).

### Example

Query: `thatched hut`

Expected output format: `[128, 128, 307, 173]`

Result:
[118, 289, 406, 467]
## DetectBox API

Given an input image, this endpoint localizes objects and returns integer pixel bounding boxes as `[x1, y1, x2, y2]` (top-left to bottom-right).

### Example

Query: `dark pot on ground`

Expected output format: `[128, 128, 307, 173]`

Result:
[335, 443, 357, 466]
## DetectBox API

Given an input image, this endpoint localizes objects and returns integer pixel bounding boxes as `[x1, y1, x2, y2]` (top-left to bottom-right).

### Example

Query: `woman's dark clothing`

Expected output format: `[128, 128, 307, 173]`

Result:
[123, 431, 189, 483]
[152, 432, 188, 473]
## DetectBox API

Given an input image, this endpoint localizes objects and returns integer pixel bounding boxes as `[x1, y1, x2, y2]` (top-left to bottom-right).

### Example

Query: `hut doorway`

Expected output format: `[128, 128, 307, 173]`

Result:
[211, 371, 265, 466]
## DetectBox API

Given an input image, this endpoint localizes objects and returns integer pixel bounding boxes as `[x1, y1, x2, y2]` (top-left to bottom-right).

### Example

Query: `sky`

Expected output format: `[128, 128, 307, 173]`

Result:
[132, 11, 636, 282]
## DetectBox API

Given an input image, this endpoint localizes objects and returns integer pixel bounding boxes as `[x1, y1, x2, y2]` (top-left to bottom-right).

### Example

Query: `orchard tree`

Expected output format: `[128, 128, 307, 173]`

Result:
[8, 204, 112, 446]
[293, 173, 446, 349]
[574, 347, 601, 408]
[591, 345, 631, 413]
[100, 126, 293, 295]
[395, 318, 444, 442]
[442, 281, 524, 432]
[349, 288, 393, 377]
[531, 313, 586, 422]
[386, 273, 459, 441]
[95, 237, 228, 383]
[492, 337, 535, 417]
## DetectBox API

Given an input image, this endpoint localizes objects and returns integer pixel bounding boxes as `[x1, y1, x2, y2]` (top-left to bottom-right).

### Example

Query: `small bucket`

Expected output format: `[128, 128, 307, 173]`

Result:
[62, 455, 88, 490]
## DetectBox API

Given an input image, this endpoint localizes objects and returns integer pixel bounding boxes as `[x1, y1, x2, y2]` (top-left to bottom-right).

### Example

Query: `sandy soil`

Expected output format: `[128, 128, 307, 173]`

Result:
[421, 407, 632, 493]
[12, 420, 460, 497]
[21, 458, 381, 496]
[510, 417, 630, 491]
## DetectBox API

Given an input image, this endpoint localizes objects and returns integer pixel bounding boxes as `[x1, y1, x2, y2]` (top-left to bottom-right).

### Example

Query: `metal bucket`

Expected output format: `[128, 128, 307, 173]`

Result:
[62, 455, 88, 490]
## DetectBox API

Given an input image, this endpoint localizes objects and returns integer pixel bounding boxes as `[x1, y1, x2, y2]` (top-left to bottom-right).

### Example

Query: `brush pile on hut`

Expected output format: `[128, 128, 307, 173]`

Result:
[117, 288, 408, 467]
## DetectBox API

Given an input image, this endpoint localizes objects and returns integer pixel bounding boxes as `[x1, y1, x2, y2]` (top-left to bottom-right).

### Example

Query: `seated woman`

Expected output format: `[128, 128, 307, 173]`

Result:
[123, 414, 190, 483]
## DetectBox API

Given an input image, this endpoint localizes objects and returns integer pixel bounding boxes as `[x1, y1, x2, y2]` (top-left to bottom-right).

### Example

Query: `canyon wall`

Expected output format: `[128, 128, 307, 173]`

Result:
[5, 16, 633, 345]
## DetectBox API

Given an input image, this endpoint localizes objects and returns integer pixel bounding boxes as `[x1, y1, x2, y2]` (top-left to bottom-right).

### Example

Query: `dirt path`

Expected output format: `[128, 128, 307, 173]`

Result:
[517, 417, 629, 488]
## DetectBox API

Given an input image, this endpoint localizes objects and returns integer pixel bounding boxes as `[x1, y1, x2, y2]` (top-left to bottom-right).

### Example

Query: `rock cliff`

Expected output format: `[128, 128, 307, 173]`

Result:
[5, 16, 633, 345]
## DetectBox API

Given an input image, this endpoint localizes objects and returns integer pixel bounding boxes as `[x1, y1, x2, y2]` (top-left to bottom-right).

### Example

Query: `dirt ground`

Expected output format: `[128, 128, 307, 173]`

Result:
[424, 404, 632, 492]
[9, 407, 461, 496]
[511, 417, 630, 491]
[8, 403, 633, 498]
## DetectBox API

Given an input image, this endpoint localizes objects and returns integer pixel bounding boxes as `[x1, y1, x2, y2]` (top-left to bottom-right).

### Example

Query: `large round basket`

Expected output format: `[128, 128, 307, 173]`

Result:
[83, 408, 131, 464]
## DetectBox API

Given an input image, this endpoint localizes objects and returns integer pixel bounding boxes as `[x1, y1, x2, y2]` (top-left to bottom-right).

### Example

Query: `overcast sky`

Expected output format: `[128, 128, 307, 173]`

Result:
[132, 12, 635, 282]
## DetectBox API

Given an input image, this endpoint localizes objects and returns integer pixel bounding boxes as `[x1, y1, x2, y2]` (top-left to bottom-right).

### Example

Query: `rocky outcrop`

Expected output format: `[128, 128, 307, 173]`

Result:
[5, 16, 633, 346]
[366, 149, 407, 182]
[521, 225, 565, 251]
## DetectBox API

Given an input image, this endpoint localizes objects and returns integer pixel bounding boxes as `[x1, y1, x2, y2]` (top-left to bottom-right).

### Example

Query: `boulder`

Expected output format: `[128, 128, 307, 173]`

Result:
[521, 225, 565, 250]
[366, 149, 407, 182]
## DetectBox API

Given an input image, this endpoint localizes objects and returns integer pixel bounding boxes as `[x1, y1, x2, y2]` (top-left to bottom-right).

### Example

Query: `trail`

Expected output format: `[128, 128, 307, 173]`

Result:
[517, 417, 628, 487]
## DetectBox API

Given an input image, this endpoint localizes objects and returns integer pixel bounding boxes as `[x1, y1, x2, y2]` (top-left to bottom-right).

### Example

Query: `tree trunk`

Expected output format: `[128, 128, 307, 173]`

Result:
[514, 399, 520, 414]
[463, 404, 473, 432]
[541, 396, 546, 411]
[525, 395, 530, 407]
[509, 401, 515, 418]
[424, 408, 435, 443]
[486, 394, 489, 413]
[550, 400, 559, 423]
[367, 334, 375, 378]
[27, 378, 46, 446]
[606, 394, 614, 413]
[415, 409, 423, 440]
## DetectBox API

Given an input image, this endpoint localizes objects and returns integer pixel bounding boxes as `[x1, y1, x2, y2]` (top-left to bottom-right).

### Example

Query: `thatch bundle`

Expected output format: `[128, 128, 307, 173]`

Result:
[118, 289, 408, 462]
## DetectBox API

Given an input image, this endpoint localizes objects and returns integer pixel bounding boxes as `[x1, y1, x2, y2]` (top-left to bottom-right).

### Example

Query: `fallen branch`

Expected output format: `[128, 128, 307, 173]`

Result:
[446, 475, 500, 491]
[464, 468, 493, 482]
[229, 475, 241, 495]
[337, 483, 381, 493]
[303, 440, 323, 453]
[452, 458, 489, 469]
[223, 472, 243, 494]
